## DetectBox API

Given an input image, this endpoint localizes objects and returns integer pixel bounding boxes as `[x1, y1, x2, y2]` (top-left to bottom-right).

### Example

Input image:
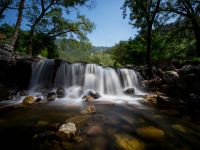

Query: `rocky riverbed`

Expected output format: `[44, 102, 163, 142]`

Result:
[0, 99, 200, 150]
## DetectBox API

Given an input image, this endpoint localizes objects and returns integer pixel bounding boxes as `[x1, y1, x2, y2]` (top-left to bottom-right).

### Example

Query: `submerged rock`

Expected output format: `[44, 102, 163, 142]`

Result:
[58, 122, 77, 138]
[23, 96, 35, 105]
[115, 134, 145, 150]
[86, 125, 102, 136]
[65, 115, 91, 128]
[136, 126, 165, 141]
[123, 87, 135, 95]
[85, 95, 94, 102]
[36, 120, 49, 127]
[81, 105, 96, 114]
[171, 124, 187, 133]
[47, 92, 57, 101]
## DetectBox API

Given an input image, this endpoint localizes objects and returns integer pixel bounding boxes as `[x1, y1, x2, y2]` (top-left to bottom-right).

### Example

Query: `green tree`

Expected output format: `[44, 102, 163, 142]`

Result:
[57, 38, 93, 62]
[164, 0, 200, 55]
[122, 0, 162, 78]
[26, 0, 90, 56]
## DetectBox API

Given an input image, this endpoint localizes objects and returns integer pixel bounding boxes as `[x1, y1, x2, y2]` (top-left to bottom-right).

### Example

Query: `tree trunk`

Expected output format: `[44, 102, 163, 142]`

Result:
[28, 27, 35, 56]
[28, 12, 45, 56]
[191, 18, 200, 56]
[147, 23, 153, 78]
[11, 0, 25, 50]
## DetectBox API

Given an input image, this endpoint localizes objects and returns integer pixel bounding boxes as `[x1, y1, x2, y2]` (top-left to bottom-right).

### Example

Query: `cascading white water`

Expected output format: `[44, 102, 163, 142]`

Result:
[30, 59, 55, 91]
[29, 59, 145, 100]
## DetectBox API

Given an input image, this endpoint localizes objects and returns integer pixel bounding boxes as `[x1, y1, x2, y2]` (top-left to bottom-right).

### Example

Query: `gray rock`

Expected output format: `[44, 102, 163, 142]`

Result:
[56, 87, 65, 98]
[163, 71, 179, 84]
[47, 91, 57, 101]
[35, 97, 42, 102]
[179, 65, 196, 75]
[123, 87, 135, 95]
[82, 91, 101, 100]
[0, 43, 13, 62]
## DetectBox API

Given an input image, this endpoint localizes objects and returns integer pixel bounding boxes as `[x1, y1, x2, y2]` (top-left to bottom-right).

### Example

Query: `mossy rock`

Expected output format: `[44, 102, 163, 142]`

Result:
[171, 124, 187, 133]
[36, 120, 49, 127]
[115, 134, 145, 150]
[136, 126, 165, 141]
[23, 96, 35, 105]
[81, 105, 96, 114]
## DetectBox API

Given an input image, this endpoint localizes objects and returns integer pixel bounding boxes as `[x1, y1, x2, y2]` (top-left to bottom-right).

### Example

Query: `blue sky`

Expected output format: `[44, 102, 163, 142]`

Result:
[2, 0, 138, 47]
[76, 0, 138, 46]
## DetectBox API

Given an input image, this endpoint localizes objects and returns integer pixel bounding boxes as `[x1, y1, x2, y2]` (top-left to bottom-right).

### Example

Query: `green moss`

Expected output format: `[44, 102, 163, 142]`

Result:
[136, 126, 165, 141]
[171, 124, 187, 133]
[115, 134, 145, 150]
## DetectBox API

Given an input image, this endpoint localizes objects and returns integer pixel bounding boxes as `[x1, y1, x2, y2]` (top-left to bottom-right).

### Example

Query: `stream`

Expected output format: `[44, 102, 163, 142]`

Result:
[0, 59, 200, 149]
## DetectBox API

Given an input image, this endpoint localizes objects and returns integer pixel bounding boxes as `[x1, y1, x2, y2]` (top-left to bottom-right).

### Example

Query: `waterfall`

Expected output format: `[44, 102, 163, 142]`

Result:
[29, 59, 144, 98]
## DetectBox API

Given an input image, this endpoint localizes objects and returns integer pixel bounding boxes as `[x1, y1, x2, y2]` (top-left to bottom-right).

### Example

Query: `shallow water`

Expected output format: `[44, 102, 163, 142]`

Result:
[0, 98, 200, 150]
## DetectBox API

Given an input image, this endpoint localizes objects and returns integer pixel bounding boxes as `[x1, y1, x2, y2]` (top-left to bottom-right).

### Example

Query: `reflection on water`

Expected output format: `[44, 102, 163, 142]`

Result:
[0, 99, 200, 150]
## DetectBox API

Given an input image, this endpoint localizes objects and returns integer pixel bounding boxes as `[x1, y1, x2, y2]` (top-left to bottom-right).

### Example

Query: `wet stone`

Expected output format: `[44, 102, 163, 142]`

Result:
[58, 122, 77, 139]
[123, 87, 135, 95]
[171, 124, 187, 133]
[86, 125, 103, 136]
[56, 87, 65, 98]
[23, 96, 35, 105]
[47, 92, 57, 101]
[81, 105, 96, 114]
[115, 134, 145, 150]
[136, 126, 165, 141]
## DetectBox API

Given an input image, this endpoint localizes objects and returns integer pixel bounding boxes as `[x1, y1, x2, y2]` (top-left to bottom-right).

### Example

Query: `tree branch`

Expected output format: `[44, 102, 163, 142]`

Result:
[162, 8, 189, 17]
[151, 0, 161, 22]
[41, 0, 45, 12]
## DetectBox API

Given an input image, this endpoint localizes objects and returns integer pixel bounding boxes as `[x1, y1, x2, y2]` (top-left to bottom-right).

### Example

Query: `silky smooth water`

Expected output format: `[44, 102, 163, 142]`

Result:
[29, 59, 145, 102]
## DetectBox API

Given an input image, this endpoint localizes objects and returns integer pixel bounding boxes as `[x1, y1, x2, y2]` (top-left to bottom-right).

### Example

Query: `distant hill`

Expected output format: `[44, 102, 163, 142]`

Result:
[92, 46, 110, 52]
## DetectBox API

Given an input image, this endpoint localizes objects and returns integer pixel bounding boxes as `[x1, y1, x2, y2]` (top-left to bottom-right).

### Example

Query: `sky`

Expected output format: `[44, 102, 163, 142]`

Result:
[2, 0, 138, 47]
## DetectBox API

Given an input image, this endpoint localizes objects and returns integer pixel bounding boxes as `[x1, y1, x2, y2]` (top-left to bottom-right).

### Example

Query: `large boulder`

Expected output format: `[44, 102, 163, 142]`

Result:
[155, 59, 175, 71]
[179, 65, 197, 75]
[163, 71, 179, 84]
[0, 43, 13, 62]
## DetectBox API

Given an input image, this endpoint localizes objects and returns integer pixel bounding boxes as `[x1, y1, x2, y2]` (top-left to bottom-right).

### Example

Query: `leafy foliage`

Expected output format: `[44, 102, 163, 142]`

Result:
[25, 0, 94, 55]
